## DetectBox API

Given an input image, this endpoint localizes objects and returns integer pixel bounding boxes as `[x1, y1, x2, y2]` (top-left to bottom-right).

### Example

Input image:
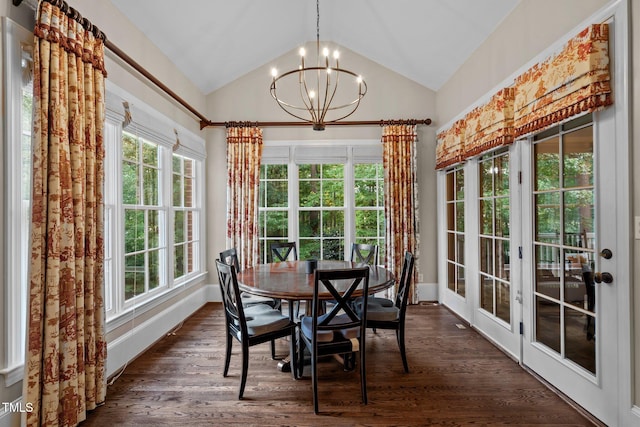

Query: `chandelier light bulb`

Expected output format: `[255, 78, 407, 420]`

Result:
[309, 90, 316, 99]
[323, 47, 330, 57]
[327, 67, 332, 74]
[333, 50, 340, 60]
[271, 68, 278, 77]
[357, 75, 363, 84]
[299, 47, 306, 57]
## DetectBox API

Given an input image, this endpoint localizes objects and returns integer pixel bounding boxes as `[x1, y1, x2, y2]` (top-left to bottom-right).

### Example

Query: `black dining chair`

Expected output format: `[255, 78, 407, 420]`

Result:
[351, 242, 379, 266]
[298, 267, 370, 414]
[215, 260, 297, 399]
[220, 247, 281, 310]
[270, 241, 298, 262]
[357, 251, 414, 373]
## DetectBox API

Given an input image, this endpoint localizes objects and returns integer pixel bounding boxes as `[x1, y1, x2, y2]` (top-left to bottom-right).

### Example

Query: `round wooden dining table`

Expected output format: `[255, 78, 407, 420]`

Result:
[236, 259, 396, 303]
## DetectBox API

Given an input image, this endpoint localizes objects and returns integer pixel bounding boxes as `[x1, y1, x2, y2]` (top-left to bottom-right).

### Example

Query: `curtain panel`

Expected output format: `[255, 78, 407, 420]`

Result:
[26, 1, 108, 426]
[514, 23, 612, 137]
[435, 119, 465, 170]
[464, 87, 515, 158]
[382, 125, 419, 303]
[226, 127, 263, 270]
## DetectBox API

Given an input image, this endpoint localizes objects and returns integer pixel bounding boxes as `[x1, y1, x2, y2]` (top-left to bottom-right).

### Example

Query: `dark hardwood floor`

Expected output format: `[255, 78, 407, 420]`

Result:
[82, 303, 598, 426]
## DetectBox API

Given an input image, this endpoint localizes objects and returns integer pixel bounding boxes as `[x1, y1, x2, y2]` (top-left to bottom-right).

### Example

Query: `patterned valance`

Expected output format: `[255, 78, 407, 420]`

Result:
[514, 23, 612, 137]
[435, 119, 465, 170]
[464, 87, 515, 158]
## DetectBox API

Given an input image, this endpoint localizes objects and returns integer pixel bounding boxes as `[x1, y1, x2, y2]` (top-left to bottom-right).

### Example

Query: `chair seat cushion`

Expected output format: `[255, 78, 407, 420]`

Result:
[368, 296, 394, 307]
[241, 292, 278, 308]
[366, 302, 400, 322]
[241, 309, 291, 336]
[301, 313, 360, 342]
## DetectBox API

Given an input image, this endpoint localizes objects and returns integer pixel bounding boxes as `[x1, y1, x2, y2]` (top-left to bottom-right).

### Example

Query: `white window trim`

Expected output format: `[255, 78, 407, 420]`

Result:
[104, 83, 206, 328]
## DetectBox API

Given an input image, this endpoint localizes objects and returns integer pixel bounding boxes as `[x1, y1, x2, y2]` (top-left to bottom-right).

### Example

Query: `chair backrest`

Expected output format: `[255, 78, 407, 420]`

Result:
[220, 247, 241, 272]
[351, 243, 379, 266]
[270, 242, 298, 262]
[395, 252, 415, 316]
[215, 259, 247, 334]
[311, 267, 370, 342]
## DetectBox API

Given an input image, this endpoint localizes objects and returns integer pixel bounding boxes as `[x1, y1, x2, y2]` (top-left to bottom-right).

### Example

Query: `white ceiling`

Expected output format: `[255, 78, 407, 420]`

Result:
[110, 0, 520, 95]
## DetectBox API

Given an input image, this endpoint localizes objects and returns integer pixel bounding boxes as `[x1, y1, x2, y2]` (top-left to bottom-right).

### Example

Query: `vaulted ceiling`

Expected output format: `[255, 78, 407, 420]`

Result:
[110, 0, 520, 96]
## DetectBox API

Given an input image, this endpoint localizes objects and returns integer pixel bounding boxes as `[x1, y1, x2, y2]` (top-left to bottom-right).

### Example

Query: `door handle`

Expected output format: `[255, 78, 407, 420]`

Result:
[599, 249, 613, 259]
[594, 272, 613, 284]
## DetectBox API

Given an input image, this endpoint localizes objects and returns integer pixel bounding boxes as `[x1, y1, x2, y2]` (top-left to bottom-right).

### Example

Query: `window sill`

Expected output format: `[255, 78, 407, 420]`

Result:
[106, 271, 207, 334]
[0, 363, 25, 386]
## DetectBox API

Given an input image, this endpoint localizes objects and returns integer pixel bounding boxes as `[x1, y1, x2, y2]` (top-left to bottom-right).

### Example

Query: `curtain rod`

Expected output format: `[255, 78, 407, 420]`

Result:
[14, 0, 433, 132]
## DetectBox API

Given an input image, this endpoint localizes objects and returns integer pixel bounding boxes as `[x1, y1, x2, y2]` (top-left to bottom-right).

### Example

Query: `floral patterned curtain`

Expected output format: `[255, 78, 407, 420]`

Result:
[382, 124, 419, 303]
[435, 119, 465, 170]
[25, 1, 107, 426]
[226, 127, 263, 270]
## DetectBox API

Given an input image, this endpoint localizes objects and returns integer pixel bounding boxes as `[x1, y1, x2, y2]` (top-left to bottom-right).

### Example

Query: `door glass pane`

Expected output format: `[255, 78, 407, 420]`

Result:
[564, 307, 596, 374]
[536, 296, 561, 353]
[535, 136, 560, 190]
[480, 237, 493, 275]
[480, 276, 493, 313]
[563, 127, 593, 188]
[535, 192, 560, 244]
[496, 282, 510, 323]
[480, 200, 493, 235]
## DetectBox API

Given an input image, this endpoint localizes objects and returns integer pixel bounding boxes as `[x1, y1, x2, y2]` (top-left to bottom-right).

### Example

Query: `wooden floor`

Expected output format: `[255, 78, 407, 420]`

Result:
[82, 303, 598, 426]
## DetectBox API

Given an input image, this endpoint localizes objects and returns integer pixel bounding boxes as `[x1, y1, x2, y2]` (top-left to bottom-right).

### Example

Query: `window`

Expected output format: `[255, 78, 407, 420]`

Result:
[257, 143, 384, 263]
[103, 87, 205, 320]
[446, 167, 465, 297]
[479, 149, 511, 322]
[2, 21, 34, 385]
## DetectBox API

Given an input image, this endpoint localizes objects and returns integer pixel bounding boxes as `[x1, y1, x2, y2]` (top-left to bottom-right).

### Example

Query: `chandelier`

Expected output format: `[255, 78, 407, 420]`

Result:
[269, 0, 367, 131]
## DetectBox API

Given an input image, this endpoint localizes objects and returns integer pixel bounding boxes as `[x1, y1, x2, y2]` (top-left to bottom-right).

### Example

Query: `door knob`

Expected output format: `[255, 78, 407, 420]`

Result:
[594, 272, 613, 284]
[599, 249, 613, 259]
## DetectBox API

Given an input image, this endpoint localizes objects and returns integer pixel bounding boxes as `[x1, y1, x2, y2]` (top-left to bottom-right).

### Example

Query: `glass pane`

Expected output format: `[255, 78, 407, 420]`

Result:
[122, 162, 139, 204]
[142, 141, 158, 166]
[184, 176, 193, 208]
[564, 251, 593, 310]
[266, 181, 288, 207]
[456, 202, 465, 232]
[455, 169, 464, 200]
[535, 296, 561, 353]
[172, 155, 181, 173]
[447, 203, 455, 232]
[323, 239, 344, 260]
[480, 275, 493, 313]
[265, 211, 288, 238]
[563, 126, 593, 188]
[447, 232, 455, 261]
[480, 237, 493, 275]
[535, 244, 561, 300]
[480, 160, 493, 197]
[143, 166, 158, 205]
[266, 164, 287, 179]
[148, 210, 160, 248]
[564, 307, 596, 373]
[299, 181, 319, 207]
[175, 211, 185, 243]
[299, 239, 320, 260]
[124, 210, 145, 253]
[322, 180, 344, 206]
[322, 210, 344, 237]
[124, 253, 145, 300]
[299, 211, 320, 238]
[535, 137, 560, 190]
[355, 179, 377, 206]
[378, 210, 385, 237]
[495, 196, 510, 238]
[299, 164, 314, 179]
[495, 154, 510, 196]
[447, 262, 455, 291]
[188, 242, 197, 272]
[456, 265, 466, 297]
[122, 133, 138, 162]
[456, 234, 465, 265]
[355, 210, 377, 238]
[495, 239, 510, 281]
[480, 199, 493, 235]
[496, 282, 510, 323]
[322, 164, 343, 179]
[149, 249, 160, 289]
[173, 173, 182, 206]
[563, 190, 593, 247]
[354, 163, 376, 179]
[174, 244, 185, 278]
[446, 171, 454, 201]
[186, 211, 194, 241]
[535, 192, 560, 244]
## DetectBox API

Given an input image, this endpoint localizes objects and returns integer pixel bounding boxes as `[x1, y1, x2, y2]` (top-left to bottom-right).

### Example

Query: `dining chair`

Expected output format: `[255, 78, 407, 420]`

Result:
[270, 241, 298, 262]
[215, 260, 298, 399]
[220, 247, 281, 310]
[298, 267, 370, 414]
[350, 242, 379, 266]
[357, 251, 414, 373]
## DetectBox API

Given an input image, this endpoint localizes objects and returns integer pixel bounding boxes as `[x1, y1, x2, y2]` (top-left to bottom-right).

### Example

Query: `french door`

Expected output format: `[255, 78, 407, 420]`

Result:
[521, 112, 619, 425]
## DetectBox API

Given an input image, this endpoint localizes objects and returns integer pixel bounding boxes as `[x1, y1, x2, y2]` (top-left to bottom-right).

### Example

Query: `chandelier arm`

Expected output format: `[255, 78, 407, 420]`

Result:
[320, 68, 340, 124]
[300, 69, 319, 123]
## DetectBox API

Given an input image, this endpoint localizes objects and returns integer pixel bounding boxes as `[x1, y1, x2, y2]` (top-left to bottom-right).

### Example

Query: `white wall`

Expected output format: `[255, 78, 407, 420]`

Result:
[205, 43, 438, 295]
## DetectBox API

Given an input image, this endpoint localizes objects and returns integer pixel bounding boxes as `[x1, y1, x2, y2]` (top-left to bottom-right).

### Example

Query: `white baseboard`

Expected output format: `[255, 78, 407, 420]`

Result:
[106, 286, 208, 378]
[416, 282, 438, 301]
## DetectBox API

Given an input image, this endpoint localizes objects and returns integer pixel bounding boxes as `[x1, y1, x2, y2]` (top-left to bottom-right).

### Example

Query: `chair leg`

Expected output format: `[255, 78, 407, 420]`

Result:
[271, 339, 276, 359]
[312, 347, 319, 414]
[397, 328, 409, 373]
[360, 345, 367, 405]
[239, 341, 249, 399]
[290, 327, 298, 380]
[223, 333, 233, 377]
